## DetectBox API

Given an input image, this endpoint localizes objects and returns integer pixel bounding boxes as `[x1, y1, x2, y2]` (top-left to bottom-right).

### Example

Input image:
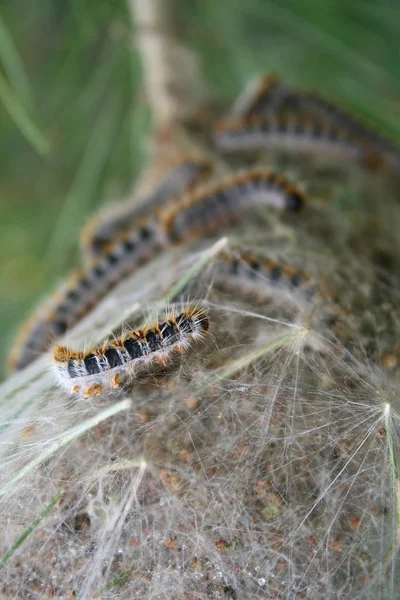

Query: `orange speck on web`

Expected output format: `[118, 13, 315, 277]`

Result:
[111, 374, 121, 389]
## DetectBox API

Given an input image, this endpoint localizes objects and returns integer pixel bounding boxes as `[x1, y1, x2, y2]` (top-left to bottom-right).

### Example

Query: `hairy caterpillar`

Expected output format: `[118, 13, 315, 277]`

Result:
[52, 306, 209, 397]
[280, 91, 400, 173]
[210, 248, 318, 304]
[213, 114, 379, 169]
[81, 155, 212, 261]
[161, 168, 304, 243]
[8, 220, 167, 372]
[229, 73, 399, 172]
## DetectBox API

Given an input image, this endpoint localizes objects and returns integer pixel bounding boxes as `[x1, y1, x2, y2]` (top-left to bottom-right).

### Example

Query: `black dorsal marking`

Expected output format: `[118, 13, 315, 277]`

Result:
[104, 348, 122, 368]
[124, 337, 143, 360]
[105, 253, 119, 266]
[290, 273, 302, 288]
[161, 322, 178, 342]
[53, 320, 68, 335]
[248, 260, 260, 278]
[84, 354, 100, 375]
[176, 314, 193, 334]
[286, 192, 303, 212]
[123, 239, 136, 253]
[270, 266, 282, 283]
[92, 265, 105, 278]
[66, 289, 80, 301]
[146, 331, 162, 352]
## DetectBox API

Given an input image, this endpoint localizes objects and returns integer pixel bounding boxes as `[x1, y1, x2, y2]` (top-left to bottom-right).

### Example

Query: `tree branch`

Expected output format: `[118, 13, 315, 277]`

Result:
[129, 0, 208, 132]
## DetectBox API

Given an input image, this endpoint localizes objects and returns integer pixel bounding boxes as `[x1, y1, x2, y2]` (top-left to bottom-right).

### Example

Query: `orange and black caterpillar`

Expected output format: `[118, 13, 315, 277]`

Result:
[52, 306, 209, 397]
[8, 219, 167, 372]
[160, 168, 304, 243]
[213, 114, 379, 170]
[81, 154, 212, 261]
[210, 248, 317, 302]
[280, 91, 400, 173]
[228, 72, 400, 172]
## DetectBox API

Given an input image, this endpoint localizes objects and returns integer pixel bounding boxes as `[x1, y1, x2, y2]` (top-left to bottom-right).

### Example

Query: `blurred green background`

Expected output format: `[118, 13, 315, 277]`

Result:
[0, 0, 399, 378]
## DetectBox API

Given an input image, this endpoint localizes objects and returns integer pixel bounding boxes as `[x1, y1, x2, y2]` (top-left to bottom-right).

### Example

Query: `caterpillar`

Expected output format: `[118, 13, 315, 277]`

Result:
[52, 306, 209, 397]
[160, 168, 304, 243]
[8, 219, 167, 372]
[230, 73, 290, 117]
[207, 248, 352, 354]
[81, 155, 212, 261]
[213, 114, 379, 169]
[229, 73, 400, 172]
[210, 248, 318, 304]
[279, 91, 400, 173]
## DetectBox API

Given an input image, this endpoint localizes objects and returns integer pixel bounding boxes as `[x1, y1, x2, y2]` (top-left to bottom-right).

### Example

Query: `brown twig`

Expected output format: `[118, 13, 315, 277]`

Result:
[127, 0, 211, 196]
[129, 0, 208, 133]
